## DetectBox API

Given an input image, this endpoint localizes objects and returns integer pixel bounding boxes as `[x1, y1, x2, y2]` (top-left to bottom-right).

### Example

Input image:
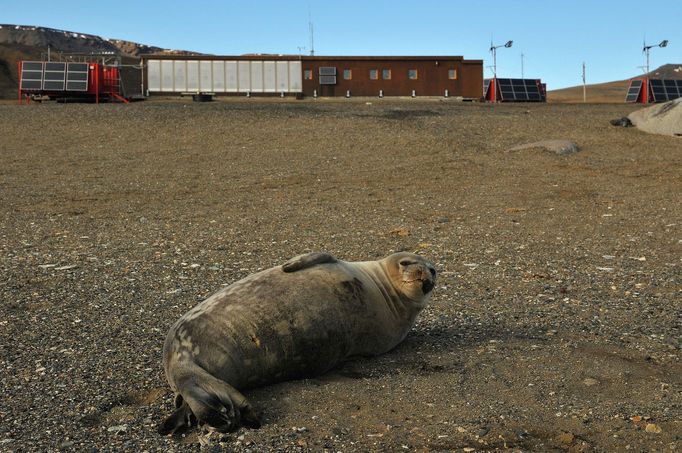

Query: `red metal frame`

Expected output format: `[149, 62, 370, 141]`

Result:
[640, 77, 650, 104]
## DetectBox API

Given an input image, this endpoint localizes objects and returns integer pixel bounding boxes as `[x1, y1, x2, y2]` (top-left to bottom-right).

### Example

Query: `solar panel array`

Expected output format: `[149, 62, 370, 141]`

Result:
[497, 78, 543, 101]
[625, 79, 643, 102]
[649, 79, 682, 102]
[20, 61, 90, 92]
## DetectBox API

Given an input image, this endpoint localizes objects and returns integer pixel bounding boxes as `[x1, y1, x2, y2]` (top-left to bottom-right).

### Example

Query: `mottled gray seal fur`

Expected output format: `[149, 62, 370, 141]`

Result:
[158, 251, 437, 434]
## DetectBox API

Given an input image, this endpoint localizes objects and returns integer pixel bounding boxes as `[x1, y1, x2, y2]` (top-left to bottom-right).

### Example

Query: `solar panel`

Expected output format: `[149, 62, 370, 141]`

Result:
[66, 62, 89, 91]
[665, 80, 681, 99]
[483, 78, 491, 98]
[20, 61, 43, 90]
[43, 62, 66, 90]
[625, 79, 642, 102]
[649, 79, 682, 102]
[496, 78, 543, 101]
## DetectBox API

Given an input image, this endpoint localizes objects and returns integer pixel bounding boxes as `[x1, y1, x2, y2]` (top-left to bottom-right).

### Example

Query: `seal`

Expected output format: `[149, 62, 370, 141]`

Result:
[158, 251, 437, 434]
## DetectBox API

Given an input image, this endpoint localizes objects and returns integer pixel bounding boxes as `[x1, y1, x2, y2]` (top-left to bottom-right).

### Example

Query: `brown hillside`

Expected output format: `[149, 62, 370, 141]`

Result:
[549, 63, 682, 103]
[548, 80, 631, 103]
[0, 24, 200, 99]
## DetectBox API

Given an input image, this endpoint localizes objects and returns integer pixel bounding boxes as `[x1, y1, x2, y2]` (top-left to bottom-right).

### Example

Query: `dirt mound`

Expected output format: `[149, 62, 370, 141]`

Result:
[628, 98, 682, 137]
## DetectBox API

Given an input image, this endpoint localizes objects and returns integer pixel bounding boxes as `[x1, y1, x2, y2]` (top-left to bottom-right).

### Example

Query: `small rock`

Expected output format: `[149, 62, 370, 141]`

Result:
[610, 117, 633, 127]
[59, 440, 75, 449]
[389, 228, 410, 237]
[556, 432, 574, 444]
[583, 378, 599, 386]
[437, 217, 450, 223]
[645, 423, 662, 434]
[510, 139, 580, 156]
[107, 424, 128, 434]
[477, 427, 490, 437]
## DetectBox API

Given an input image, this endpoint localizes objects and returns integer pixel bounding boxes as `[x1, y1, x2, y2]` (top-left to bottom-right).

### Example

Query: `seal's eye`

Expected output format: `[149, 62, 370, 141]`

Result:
[399, 260, 412, 267]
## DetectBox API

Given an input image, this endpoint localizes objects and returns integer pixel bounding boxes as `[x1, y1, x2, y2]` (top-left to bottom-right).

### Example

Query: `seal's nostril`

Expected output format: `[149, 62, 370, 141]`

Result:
[422, 280, 434, 294]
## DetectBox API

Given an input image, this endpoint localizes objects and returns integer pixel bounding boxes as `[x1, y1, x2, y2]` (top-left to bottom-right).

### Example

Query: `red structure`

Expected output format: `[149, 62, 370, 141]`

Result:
[18, 60, 128, 104]
[625, 77, 682, 104]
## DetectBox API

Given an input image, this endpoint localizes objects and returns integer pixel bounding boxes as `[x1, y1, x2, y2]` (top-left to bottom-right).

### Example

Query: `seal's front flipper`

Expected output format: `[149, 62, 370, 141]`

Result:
[282, 252, 337, 273]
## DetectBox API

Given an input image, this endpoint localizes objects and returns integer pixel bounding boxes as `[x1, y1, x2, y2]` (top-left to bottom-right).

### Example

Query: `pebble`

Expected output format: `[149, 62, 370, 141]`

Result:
[107, 425, 128, 434]
[645, 423, 662, 434]
[583, 378, 599, 386]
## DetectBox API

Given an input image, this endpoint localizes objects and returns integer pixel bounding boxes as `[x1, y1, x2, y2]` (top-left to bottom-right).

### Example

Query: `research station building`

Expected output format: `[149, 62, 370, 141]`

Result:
[142, 55, 483, 99]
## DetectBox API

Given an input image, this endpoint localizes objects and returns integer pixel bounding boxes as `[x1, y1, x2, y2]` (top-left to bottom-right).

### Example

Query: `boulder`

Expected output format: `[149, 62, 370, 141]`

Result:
[628, 98, 682, 137]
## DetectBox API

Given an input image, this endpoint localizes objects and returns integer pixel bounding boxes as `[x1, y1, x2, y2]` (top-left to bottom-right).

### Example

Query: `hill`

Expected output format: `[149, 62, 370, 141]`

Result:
[0, 24, 201, 99]
[548, 63, 682, 103]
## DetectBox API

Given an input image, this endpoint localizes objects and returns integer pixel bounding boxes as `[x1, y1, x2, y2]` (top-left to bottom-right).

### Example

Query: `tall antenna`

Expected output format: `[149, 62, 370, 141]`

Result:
[308, 8, 315, 56]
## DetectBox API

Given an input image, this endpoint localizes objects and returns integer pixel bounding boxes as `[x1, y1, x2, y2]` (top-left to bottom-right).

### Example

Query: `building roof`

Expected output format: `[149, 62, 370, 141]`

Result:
[141, 54, 483, 64]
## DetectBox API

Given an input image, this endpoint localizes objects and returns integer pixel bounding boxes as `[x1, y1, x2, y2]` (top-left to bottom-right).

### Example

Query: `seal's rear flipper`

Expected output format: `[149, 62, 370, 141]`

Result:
[157, 399, 196, 435]
[161, 367, 261, 433]
[282, 252, 337, 273]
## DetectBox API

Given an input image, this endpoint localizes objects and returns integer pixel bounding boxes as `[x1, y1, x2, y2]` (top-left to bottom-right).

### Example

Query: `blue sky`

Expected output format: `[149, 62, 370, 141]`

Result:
[3, 0, 681, 89]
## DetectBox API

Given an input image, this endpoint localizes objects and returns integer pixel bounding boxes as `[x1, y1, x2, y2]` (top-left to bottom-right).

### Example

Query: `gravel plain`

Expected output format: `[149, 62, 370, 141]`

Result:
[0, 99, 680, 452]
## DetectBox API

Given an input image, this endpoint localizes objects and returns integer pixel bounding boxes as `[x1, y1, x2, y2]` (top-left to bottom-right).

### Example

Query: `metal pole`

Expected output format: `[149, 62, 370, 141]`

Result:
[582, 62, 586, 103]
[18, 61, 22, 104]
[521, 53, 524, 79]
[492, 47, 497, 77]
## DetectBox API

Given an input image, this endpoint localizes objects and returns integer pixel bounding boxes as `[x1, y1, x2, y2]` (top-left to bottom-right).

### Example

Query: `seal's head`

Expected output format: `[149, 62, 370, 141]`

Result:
[383, 252, 437, 305]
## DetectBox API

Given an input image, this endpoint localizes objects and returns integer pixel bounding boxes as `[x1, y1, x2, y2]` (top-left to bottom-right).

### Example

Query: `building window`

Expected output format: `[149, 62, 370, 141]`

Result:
[448, 69, 457, 80]
[369, 69, 378, 80]
[382, 69, 391, 80]
[343, 69, 352, 80]
[304, 69, 312, 80]
[408, 69, 418, 80]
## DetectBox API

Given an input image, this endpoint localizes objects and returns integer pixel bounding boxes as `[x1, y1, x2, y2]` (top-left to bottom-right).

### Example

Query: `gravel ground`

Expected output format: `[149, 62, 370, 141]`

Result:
[0, 99, 680, 452]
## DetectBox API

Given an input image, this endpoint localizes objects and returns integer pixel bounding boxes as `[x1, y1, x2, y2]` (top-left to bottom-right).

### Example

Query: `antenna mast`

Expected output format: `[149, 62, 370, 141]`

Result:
[308, 9, 315, 56]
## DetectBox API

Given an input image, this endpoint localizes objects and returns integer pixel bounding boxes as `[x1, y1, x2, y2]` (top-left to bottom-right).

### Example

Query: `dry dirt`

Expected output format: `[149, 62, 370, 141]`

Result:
[0, 98, 680, 452]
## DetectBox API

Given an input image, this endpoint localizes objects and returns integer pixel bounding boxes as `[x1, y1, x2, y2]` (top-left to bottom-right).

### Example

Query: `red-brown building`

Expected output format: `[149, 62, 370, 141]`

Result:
[301, 56, 483, 98]
[142, 55, 483, 99]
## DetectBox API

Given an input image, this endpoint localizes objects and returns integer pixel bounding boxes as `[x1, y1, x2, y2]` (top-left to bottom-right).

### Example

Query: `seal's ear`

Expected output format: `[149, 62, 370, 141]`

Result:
[282, 252, 337, 273]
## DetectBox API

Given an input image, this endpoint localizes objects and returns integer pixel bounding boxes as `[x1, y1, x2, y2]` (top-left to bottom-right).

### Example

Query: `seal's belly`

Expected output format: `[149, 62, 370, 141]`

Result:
[169, 265, 395, 389]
